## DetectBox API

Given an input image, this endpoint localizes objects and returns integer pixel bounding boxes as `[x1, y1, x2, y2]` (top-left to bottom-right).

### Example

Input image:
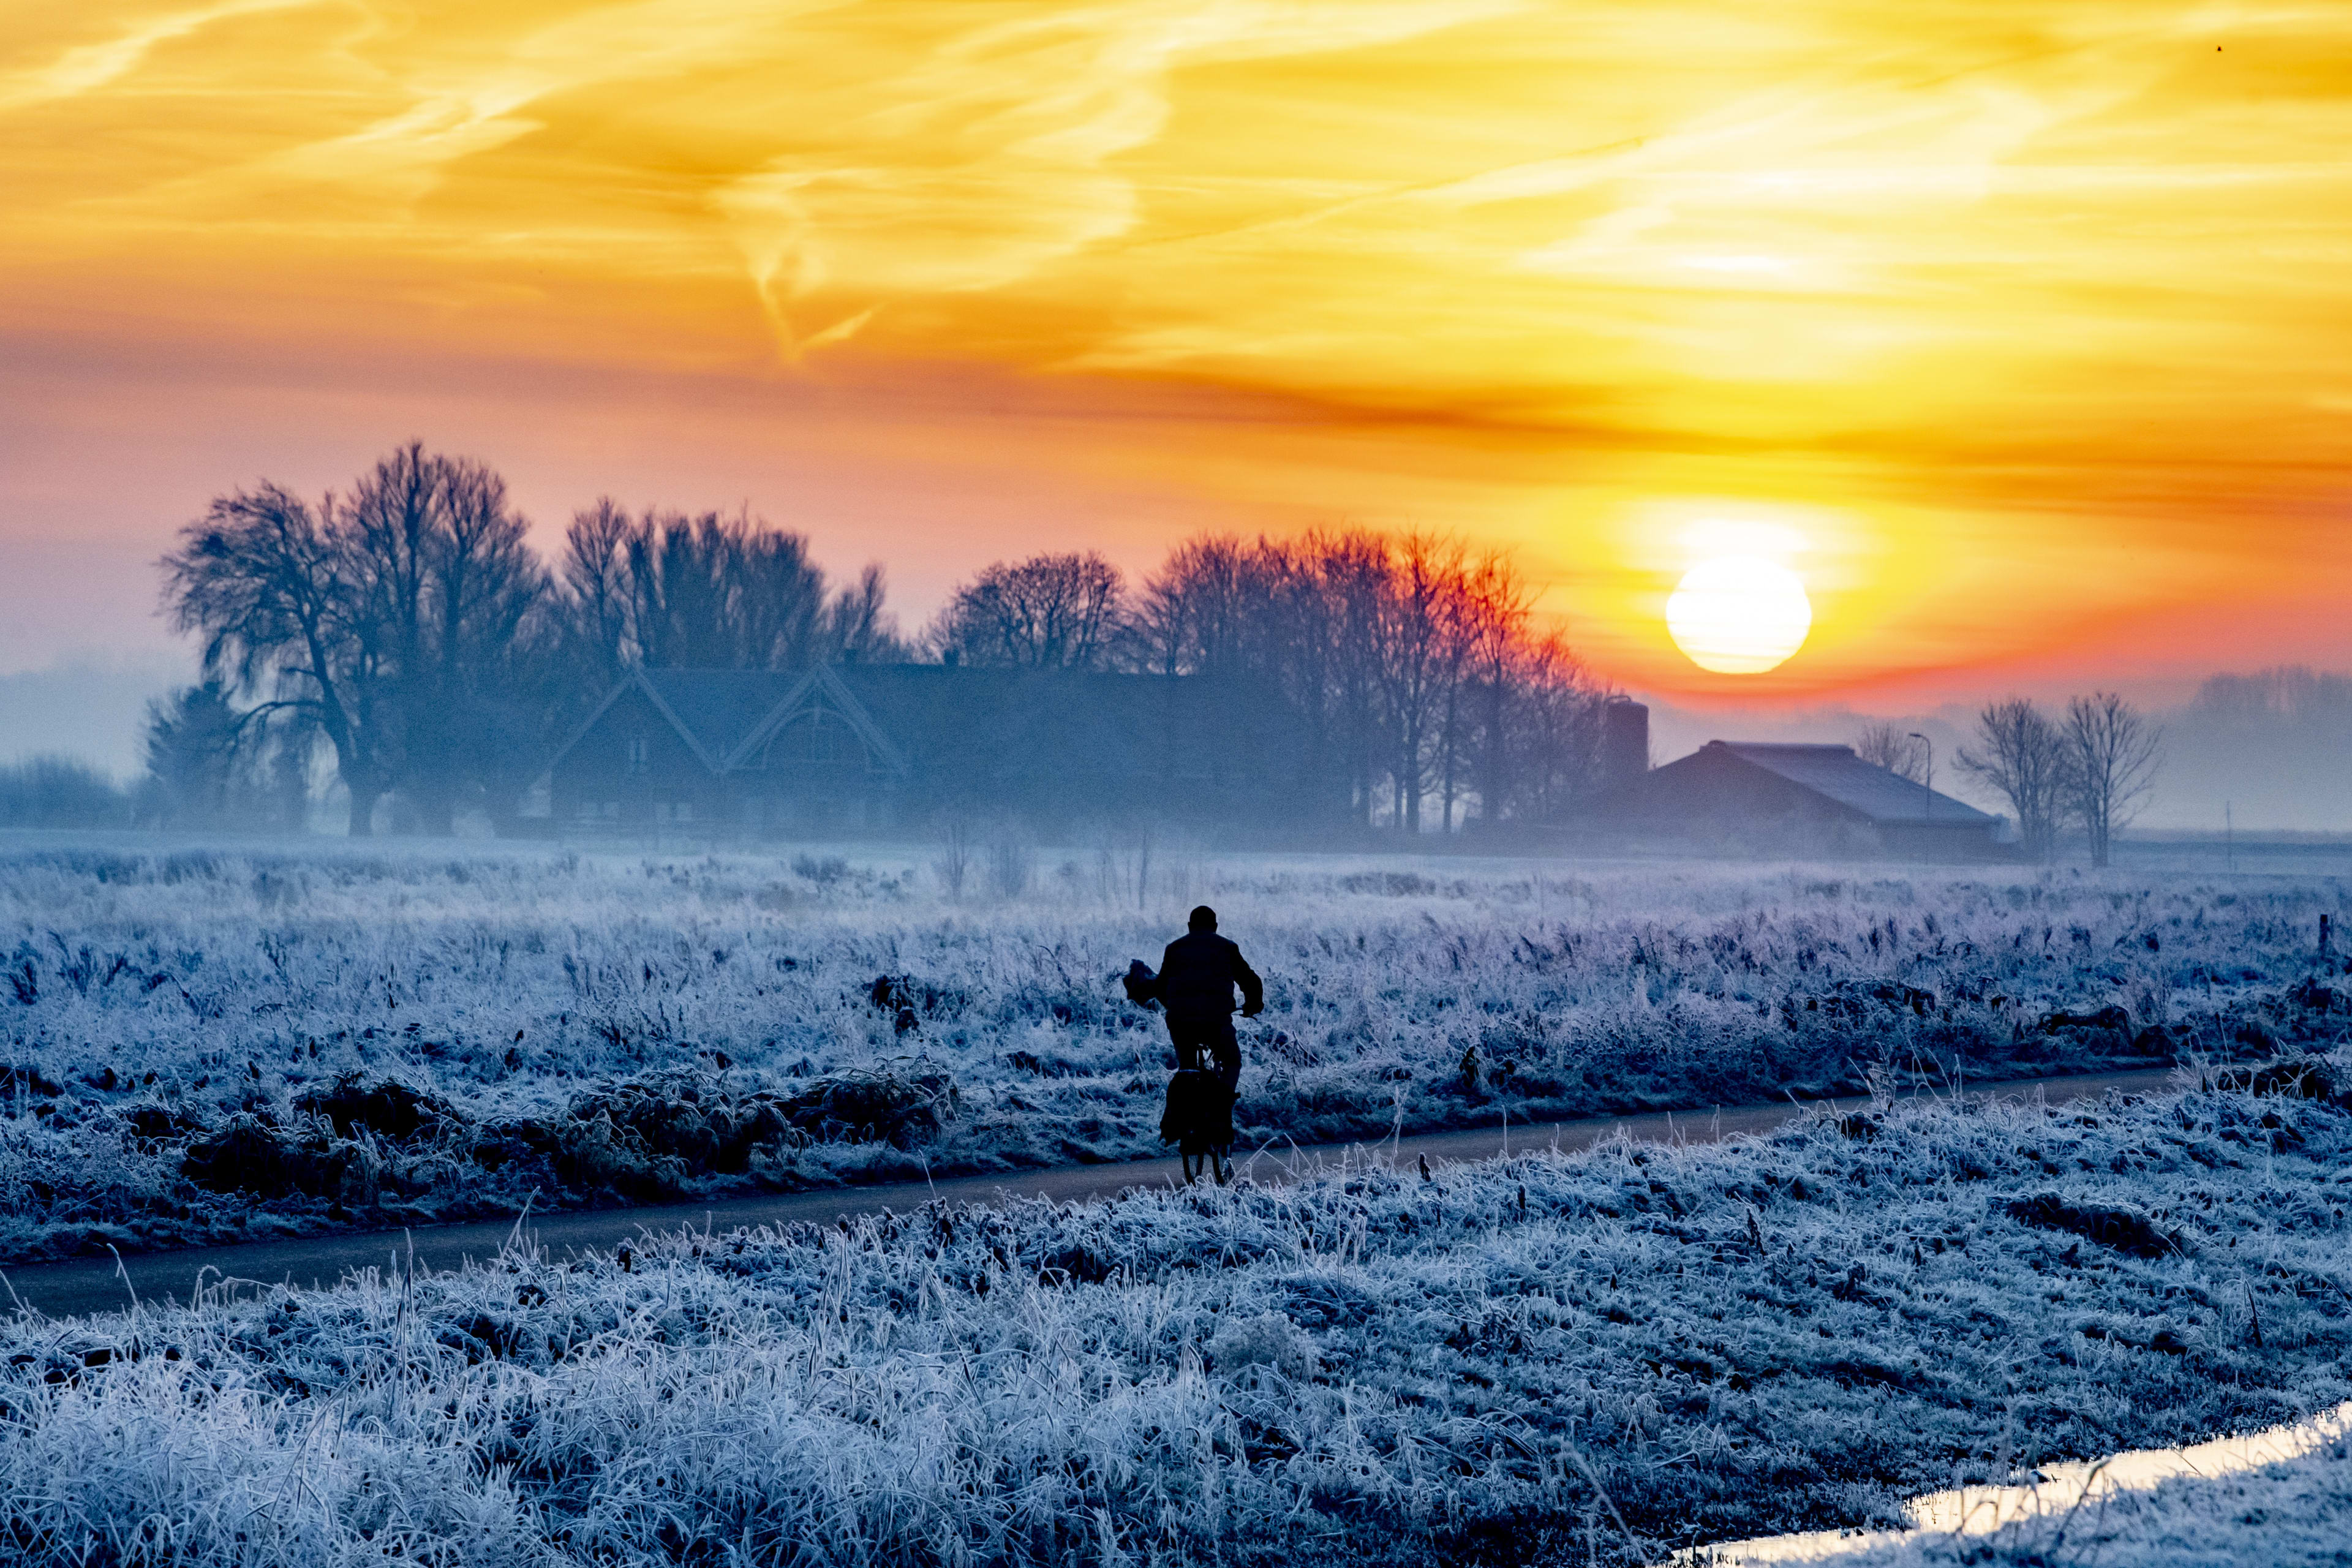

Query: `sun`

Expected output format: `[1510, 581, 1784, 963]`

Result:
[1665, 555, 1813, 674]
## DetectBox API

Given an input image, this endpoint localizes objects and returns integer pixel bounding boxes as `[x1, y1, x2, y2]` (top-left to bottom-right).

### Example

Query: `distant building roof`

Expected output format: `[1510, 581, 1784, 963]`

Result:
[546, 662, 1329, 824]
[1705, 742, 1995, 826]
[638, 669, 803, 764]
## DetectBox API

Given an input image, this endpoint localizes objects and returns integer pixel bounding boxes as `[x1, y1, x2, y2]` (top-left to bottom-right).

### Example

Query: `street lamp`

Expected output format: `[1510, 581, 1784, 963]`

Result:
[1907, 733, 1932, 821]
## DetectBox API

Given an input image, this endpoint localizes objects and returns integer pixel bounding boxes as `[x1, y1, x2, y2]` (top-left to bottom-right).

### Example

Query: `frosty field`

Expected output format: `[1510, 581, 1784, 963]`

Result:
[1, 1067, 2348, 1566]
[1, 837, 2345, 1262]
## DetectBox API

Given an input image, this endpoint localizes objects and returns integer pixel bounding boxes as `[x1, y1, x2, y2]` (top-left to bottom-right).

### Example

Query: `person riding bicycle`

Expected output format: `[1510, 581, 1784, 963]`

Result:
[1153, 905, 1262, 1092]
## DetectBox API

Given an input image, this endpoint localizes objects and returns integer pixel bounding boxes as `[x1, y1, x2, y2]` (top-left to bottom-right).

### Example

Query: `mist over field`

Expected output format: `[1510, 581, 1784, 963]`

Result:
[17, 655, 2352, 836]
[0, 655, 190, 780]
[1638, 666, 2352, 835]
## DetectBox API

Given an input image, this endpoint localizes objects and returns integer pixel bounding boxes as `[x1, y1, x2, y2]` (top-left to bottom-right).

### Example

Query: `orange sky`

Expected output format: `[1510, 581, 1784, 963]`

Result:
[6, 0, 2351, 705]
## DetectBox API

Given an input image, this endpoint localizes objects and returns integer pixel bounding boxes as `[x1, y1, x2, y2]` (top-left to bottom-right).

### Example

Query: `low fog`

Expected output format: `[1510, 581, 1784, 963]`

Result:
[4, 442, 2351, 844]
[1649, 666, 2352, 835]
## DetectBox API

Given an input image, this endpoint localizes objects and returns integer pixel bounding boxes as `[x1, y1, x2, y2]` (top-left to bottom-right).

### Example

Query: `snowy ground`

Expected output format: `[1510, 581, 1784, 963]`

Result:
[0, 1068, 2345, 1566]
[0, 834, 2343, 1261]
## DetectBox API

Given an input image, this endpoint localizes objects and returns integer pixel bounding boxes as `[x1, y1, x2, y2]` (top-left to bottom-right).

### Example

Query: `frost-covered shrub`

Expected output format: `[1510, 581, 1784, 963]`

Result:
[1208, 1310, 1318, 1379]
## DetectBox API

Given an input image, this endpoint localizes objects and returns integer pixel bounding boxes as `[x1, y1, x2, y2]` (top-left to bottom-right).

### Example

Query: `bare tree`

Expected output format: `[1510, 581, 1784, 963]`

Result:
[1440, 552, 1528, 832]
[556, 498, 638, 686]
[349, 447, 546, 833]
[557, 500, 900, 676]
[928, 552, 1129, 669]
[2064, 690, 2161, 869]
[623, 509, 832, 671]
[1312, 530, 1395, 826]
[1852, 722, 1929, 783]
[1956, 698, 2069, 862]
[165, 447, 551, 837]
[825, 564, 909, 664]
[162, 481, 396, 835]
[1491, 632, 1610, 823]
[933, 813, 975, 900]
[1136, 535, 1253, 677]
[1370, 534, 1466, 833]
[1123, 525, 1610, 832]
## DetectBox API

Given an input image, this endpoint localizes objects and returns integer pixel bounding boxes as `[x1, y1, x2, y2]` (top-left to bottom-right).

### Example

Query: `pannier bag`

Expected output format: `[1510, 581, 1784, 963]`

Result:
[1159, 1068, 1234, 1155]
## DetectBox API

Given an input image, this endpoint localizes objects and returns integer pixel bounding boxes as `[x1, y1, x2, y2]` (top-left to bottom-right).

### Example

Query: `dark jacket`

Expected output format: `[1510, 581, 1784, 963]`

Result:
[1156, 931, 1264, 1019]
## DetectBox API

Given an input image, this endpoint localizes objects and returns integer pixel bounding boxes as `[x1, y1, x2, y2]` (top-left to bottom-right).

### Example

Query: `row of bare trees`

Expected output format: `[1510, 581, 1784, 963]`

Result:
[160, 445, 906, 835]
[556, 501, 905, 687]
[1954, 693, 2160, 867]
[1854, 699, 2161, 865]
[161, 444, 548, 835]
[925, 533, 1615, 829]
[160, 445, 1619, 836]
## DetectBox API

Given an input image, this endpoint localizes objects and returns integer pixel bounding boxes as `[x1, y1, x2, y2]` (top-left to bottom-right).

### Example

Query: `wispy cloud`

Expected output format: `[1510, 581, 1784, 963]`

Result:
[0, 0, 317, 113]
[6, 0, 2352, 697]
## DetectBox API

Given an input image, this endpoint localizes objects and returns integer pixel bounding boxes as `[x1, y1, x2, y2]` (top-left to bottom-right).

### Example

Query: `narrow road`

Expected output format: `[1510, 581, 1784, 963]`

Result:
[2, 1067, 2174, 1320]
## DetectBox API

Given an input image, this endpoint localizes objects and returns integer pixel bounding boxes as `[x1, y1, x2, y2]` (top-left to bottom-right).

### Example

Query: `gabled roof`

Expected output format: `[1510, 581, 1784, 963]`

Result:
[1705, 742, 1995, 826]
[543, 663, 1319, 816]
[545, 668, 889, 780]
[726, 665, 909, 775]
[639, 669, 805, 768]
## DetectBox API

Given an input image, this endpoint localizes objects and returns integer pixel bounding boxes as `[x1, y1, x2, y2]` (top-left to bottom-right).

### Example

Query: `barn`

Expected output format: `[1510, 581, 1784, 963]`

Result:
[528, 664, 1322, 839]
[1615, 740, 2008, 859]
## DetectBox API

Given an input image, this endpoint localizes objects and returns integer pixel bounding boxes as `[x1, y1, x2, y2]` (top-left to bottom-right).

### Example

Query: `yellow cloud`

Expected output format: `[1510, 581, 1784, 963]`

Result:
[0, 0, 317, 112]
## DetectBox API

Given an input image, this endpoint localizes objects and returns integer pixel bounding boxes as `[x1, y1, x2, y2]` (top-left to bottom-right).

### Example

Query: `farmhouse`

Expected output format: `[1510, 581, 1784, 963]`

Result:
[530, 664, 1321, 838]
[1615, 739, 2008, 859]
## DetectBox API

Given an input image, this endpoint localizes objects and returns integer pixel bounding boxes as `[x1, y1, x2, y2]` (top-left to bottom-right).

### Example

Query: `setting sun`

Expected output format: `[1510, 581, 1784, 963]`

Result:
[1664, 556, 1814, 675]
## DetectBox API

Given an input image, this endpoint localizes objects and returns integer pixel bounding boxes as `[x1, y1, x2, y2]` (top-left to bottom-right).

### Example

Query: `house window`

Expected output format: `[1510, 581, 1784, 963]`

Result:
[626, 736, 648, 774]
[767, 710, 863, 769]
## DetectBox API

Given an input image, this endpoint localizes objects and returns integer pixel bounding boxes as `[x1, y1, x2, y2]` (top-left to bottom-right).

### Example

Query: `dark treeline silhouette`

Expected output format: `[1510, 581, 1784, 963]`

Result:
[161, 444, 551, 836]
[963, 534, 1615, 831]
[2132, 665, 2352, 837]
[156, 443, 1616, 837]
[0, 758, 130, 830]
[557, 500, 908, 687]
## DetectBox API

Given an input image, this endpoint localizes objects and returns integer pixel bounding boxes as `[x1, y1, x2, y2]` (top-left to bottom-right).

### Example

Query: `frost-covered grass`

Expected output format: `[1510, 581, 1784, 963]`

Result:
[1, 1072, 2348, 1566]
[0, 837, 2343, 1261]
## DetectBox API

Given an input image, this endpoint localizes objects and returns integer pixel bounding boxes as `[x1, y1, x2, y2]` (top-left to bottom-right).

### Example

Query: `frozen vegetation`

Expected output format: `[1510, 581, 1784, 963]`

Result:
[0, 1066, 2347, 1564]
[0, 839, 2342, 1261]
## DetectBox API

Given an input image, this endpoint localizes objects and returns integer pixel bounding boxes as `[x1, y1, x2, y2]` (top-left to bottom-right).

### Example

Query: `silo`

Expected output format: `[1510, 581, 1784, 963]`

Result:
[1600, 698, 1649, 794]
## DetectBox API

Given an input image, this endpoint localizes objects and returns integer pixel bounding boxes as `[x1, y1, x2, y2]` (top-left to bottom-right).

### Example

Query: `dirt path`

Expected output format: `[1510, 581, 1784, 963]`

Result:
[1, 1067, 2175, 1320]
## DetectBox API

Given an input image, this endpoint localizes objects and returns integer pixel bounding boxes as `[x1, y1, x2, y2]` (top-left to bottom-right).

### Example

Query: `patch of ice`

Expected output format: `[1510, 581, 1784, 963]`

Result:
[1695, 1400, 2352, 1564]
